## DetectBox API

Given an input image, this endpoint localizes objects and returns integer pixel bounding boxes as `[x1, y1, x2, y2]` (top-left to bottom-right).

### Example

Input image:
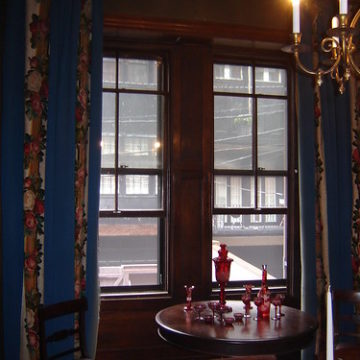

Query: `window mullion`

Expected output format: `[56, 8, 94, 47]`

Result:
[253, 65, 258, 210]
[114, 53, 120, 212]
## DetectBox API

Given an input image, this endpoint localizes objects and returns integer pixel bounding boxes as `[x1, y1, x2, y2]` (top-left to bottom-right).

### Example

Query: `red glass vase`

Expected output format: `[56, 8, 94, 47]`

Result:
[213, 244, 233, 305]
[257, 264, 270, 318]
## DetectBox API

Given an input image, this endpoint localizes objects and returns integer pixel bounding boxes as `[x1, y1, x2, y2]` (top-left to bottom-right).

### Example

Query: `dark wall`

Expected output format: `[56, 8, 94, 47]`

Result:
[103, 0, 292, 31]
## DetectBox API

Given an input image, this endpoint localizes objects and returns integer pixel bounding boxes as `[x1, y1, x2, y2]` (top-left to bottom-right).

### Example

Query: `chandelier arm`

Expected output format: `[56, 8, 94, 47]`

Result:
[349, 53, 360, 77]
[348, 9, 360, 49]
[294, 50, 317, 76]
[294, 48, 341, 77]
[349, 9, 360, 28]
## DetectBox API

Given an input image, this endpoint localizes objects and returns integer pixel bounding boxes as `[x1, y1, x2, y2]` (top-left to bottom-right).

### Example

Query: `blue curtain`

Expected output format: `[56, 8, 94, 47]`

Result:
[298, 1, 353, 358]
[297, 0, 317, 320]
[1, 0, 103, 359]
[1, 0, 26, 357]
[319, 78, 352, 290]
[44, 0, 81, 305]
[86, 0, 103, 355]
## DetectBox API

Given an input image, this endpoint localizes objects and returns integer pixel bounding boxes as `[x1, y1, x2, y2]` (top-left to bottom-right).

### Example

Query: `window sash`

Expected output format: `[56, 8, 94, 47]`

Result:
[212, 62, 289, 285]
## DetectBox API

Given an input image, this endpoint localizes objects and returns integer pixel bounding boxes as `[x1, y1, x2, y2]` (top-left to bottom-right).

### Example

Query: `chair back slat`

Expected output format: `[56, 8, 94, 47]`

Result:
[38, 297, 89, 360]
[333, 290, 360, 345]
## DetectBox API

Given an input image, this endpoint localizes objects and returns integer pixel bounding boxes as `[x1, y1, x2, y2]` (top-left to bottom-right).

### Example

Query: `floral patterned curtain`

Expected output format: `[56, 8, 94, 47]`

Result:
[23, 0, 93, 358]
[310, 14, 330, 356]
[1, 0, 102, 359]
[351, 81, 360, 292]
[298, 1, 353, 359]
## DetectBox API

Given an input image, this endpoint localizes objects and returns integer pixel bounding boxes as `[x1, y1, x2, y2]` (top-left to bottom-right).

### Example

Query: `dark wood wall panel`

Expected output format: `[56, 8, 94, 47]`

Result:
[96, 41, 215, 360]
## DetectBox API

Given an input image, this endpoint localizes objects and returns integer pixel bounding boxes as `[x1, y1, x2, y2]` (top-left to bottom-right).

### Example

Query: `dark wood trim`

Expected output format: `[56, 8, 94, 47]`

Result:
[0, 0, 5, 358]
[104, 14, 289, 45]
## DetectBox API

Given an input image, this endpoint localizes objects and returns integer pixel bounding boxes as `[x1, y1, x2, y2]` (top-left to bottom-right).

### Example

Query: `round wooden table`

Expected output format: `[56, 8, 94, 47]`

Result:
[155, 300, 318, 358]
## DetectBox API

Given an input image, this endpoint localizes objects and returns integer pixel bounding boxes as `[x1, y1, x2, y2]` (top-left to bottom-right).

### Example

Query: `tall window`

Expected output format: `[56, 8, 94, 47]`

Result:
[213, 63, 289, 283]
[99, 53, 168, 291]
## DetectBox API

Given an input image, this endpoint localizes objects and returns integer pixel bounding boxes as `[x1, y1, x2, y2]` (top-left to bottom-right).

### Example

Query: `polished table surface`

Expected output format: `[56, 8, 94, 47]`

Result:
[155, 300, 318, 357]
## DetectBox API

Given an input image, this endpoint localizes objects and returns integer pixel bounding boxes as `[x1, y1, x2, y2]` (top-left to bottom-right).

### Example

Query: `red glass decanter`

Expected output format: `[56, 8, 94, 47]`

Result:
[213, 244, 233, 305]
[257, 264, 270, 318]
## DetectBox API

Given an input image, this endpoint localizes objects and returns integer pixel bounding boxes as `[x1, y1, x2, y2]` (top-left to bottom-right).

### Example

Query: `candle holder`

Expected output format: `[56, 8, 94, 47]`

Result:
[213, 244, 233, 305]
[283, 0, 360, 94]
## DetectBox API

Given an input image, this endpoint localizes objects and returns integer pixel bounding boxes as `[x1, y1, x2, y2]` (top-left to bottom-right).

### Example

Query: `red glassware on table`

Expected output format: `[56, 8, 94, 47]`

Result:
[213, 244, 233, 305]
[257, 264, 271, 319]
[253, 296, 263, 320]
[271, 295, 282, 320]
[242, 284, 254, 318]
[184, 285, 195, 311]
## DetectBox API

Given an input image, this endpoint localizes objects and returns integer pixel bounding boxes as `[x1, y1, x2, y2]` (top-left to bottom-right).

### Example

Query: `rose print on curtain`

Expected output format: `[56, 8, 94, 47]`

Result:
[23, 1, 50, 357]
[310, 13, 330, 358]
[351, 81, 360, 292]
[22, 0, 93, 358]
[74, 0, 91, 302]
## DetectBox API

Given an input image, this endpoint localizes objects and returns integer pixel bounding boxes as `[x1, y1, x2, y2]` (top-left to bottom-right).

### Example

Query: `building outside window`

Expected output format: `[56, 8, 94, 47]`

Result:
[213, 63, 289, 283]
[98, 50, 296, 296]
[99, 53, 168, 290]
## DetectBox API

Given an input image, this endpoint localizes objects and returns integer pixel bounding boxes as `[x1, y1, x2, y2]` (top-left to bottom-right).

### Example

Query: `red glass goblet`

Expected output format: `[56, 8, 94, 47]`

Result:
[208, 301, 217, 319]
[184, 285, 195, 311]
[242, 293, 252, 318]
[194, 303, 206, 320]
[271, 296, 282, 320]
[215, 304, 231, 324]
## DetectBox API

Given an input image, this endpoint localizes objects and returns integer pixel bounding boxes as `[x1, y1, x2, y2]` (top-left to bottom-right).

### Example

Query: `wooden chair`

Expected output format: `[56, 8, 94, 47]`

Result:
[333, 289, 360, 360]
[38, 297, 91, 360]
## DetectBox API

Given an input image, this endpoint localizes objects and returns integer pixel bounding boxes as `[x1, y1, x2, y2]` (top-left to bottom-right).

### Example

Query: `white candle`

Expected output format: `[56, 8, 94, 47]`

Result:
[326, 285, 334, 360]
[340, 0, 348, 14]
[332, 16, 339, 29]
[331, 16, 339, 48]
[293, 0, 300, 33]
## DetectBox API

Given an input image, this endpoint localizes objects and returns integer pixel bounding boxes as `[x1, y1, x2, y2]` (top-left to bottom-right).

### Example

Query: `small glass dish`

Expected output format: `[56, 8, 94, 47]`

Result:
[224, 316, 235, 326]
[233, 312, 244, 322]
[203, 314, 214, 324]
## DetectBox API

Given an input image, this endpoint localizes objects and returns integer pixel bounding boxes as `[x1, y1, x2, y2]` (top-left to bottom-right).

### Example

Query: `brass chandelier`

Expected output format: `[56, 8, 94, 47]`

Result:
[283, 0, 360, 94]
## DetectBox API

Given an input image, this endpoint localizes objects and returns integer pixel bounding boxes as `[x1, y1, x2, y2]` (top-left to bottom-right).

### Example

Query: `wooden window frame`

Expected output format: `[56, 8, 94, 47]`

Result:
[99, 48, 170, 294]
[212, 58, 294, 291]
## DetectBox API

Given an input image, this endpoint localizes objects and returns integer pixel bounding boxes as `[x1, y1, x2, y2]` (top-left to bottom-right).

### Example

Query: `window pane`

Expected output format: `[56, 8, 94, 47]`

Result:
[255, 67, 287, 96]
[103, 57, 116, 89]
[118, 93, 163, 169]
[98, 217, 160, 287]
[118, 175, 162, 210]
[214, 96, 253, 170]
[213, 64, 252, 94]
[258, 98, 287, 170]
[99, 174, 115, 211]
[258, 176, 287, 208]
[214, 176, 253, 208]
[118, 58, 162, 91]
[101, 93, 116, 168]
[212, 215, 287, 281]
